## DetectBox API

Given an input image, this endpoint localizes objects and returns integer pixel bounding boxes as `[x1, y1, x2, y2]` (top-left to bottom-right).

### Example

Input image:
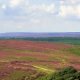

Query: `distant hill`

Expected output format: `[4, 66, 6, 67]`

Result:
[0, 32, 80, 38]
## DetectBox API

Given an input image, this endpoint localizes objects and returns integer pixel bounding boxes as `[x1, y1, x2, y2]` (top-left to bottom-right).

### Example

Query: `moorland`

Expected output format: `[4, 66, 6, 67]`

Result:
[0, 34, 80, 80]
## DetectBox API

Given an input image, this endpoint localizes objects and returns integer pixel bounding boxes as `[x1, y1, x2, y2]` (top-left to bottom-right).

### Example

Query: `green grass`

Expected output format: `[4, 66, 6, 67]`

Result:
[17, 56, 38, 61]
[33, 65, 55, 74]
[4, 70, 30, 80]
[66, 47, 80, 56]
[3, 56, 38, 61]
[3, 69, 46, 80]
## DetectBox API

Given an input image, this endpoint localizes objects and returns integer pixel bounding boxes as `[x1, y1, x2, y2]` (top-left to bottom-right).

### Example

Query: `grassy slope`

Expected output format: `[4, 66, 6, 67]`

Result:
[0, 38, 80, 80]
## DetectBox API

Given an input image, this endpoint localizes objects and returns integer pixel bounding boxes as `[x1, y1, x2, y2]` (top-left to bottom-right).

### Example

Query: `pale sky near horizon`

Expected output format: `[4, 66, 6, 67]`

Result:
[0, 0, 80, 33]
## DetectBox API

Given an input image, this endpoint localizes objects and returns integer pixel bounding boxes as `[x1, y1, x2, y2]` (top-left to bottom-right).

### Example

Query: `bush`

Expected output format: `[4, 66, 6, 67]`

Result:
[37, 66, 80, 80]
[21, 66, 80, 80]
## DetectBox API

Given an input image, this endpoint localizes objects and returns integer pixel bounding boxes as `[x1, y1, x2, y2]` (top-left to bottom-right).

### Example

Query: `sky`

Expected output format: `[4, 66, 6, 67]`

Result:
[0, 0, 80, 33]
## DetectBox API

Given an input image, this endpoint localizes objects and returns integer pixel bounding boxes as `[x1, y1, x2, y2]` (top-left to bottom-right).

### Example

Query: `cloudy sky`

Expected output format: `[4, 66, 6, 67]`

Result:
[0, 0, 80, 33]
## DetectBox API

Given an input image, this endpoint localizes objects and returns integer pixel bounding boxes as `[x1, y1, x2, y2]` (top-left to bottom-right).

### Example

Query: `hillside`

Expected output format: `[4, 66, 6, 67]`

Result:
[0, 39, 80, 80]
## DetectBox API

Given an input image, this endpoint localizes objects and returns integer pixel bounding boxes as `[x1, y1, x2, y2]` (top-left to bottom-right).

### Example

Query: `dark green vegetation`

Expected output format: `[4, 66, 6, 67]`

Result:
[21, 66, 80, 80]
[23, 37, 80, 45]
[0, 37, 80, 45]
[38, 66, 80, 80]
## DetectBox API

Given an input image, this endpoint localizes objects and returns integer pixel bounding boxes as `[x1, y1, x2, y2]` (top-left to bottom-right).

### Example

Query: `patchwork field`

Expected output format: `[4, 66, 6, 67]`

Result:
[0, 40, 80, 80]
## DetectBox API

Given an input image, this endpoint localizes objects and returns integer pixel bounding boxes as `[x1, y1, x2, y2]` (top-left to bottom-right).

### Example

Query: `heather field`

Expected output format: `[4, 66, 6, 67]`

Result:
[0, 39, 80, 80]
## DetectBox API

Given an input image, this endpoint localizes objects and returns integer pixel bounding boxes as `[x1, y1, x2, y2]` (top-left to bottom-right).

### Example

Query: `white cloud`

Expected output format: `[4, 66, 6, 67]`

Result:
[0, 1, 55, 18]
[59, 5, 80, 18]
[1, 4, 6, 9]
[0, 0, 80, 20]
[69, 0, 80, 4]
[76, 5, 80, 17]
[60, 0, 80, 4]
[9, 0, 24, 8]
[0, 4, 6, 10]
[59, 0, 80, 18]
[59, 5, 75, 17]
[28, 3, 55, 14]
[30, 18, 40, 24]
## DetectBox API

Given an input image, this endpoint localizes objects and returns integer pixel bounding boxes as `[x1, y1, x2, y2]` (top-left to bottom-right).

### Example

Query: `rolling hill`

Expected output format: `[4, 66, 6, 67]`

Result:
[0, 32, 80, 38]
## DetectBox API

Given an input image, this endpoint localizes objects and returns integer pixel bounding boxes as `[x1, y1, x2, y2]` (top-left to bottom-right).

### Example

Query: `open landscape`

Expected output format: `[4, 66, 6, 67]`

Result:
[0, 0, 80, 79]
[0, 33, 80, 80]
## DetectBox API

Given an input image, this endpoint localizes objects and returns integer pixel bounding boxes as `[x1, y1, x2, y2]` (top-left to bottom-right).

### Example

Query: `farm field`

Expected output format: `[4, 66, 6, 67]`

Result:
[0, 39, 80, 80]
